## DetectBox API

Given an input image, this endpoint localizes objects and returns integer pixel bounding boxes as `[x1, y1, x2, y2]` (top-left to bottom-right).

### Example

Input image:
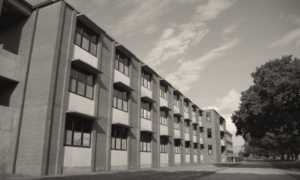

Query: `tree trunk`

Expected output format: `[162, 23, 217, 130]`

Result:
[281, 153, 284, 160]
[273, 156, 275, 159]
[295, 152, 299, 161]
[287, 153, 290, 160]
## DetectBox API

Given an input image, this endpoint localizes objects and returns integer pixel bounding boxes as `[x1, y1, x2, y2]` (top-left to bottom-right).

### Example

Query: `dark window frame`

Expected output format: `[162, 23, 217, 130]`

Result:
[141, 100, 151, 120]
[207, 128, 212, 138]
[173, 94, 179, 107]
[184, 101, 189, 113]
[193, 143, 198, 154]
[141, 70, 151, 90]
[111, 126, 127, 150]
[160, 110, 167, 126]
[206, 112, 211, 122]
[69, 65, 94, 100]
[140, 132, 152, 152]
[160, 84, 167, 100]
[185, 142, 190, 154]
[184, 121, 189, 133]
[113, 87, 129, 112]
[115, 50, 130, 77]
[74, 21, 98, 56]
[64, 115, 93, 148]
[208, 145, 213, 155]
[160, 136, 168, 153]
[174, 139, 181, 154]
[174, 116, 180, 129]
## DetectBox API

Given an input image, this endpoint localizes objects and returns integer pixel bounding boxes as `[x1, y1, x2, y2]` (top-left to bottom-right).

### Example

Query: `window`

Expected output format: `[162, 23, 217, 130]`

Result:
[192, 108, 196, 117]
[174, 116, 180, 129]
[193, 143, 198, 154]
[184, 121, 189, 133]
[207, 128, 212, 138]
[193, 125, 197, 136]
[184, 101, 189, 112]
[115, 50, 129, 76]
[206, 112, 211, 122]
[160, 84, 167, 99]
[113, 87, 128, 112]
[75, 21, 97, 56]
[173, 94, 179, 107]
[160, 111, 167, 125]
[64, 115, 92, 147]
[185, 142, 190, 154]
[111, 126, 127, 150]
[69, 66, 94, 99]
[141, 132, 151, 152]
[208, 145, 213, 155]
[141, 70, 151, 90]
[160, 136, 168, 153]
[141, 101, 151, 120]
[174, 139, 181, 154]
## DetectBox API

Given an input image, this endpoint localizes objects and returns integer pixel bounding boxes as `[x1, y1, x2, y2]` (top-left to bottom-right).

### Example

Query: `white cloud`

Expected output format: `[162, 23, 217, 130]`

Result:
[222, 24, 237, 35]
[110, 0, 171, 36]
[165, 38, 241, 93]
[268, 28, 300, 48]
[145, 0, 237, 67]
[203, 89, 241, 134]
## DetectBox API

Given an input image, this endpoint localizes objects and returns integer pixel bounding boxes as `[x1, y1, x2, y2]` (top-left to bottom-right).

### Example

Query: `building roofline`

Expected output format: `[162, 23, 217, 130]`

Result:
[19, 0, 211, 111]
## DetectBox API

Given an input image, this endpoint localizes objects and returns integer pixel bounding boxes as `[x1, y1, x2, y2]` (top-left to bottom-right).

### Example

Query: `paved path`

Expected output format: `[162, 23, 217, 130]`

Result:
[198, 161, 296, 180]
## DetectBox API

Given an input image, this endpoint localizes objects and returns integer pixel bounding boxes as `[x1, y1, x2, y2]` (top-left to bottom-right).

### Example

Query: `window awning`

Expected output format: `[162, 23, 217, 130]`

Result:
[160, 134, 171, 137]
[66, 111, 99, 120]
[160, 106, 172, 111]
[141, 96, 156, 103]
[192, 121, 199, 125]
[111, 122, 133, 128]
[77, 14, 106, 34]
[160, 79, 172, 87]
[141, 64, 156, 75]
[174, 137, 183, 140]
[114, 82, 135, 92]
[140, 129, 156, 134]
[192, 104, 198, 108]
[173, 89, 183, 96]
[174, 113, 183, 117]
[184, 118, 192, 121]
[72, 59, 102, 75]
[184, 139, 193, 142]
[184, 97, 191, 103]
[115, 44, 135, 58]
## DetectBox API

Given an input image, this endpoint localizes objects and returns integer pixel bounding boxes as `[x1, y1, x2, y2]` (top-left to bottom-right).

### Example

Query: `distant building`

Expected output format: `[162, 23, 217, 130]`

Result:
[0, 0, 229, 176]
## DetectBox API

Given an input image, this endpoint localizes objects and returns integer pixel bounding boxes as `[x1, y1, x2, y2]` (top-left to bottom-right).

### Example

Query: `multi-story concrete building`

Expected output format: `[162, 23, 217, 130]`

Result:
[226, 131, 234, 159]
[0, 0, 230, 176]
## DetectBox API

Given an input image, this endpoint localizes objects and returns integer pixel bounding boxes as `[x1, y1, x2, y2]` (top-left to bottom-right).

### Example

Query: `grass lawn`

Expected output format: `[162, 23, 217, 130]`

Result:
[267, 160, 300, 180]
[0, 163, 240, 180]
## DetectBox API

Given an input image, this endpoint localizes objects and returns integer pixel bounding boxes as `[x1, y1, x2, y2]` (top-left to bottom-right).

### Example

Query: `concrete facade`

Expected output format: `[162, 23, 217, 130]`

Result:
[0, 0, 229, 176]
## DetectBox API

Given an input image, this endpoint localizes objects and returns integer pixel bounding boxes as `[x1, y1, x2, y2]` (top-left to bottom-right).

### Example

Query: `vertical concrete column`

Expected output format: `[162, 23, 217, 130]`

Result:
[189, 103, 193, 164]
[202, 111, 207, 163]
[46, 5, 77, 175]
[179, 95, 185, 165]
[15, 2, 75, 175]
[129, 58, 141, 169]
[94, 35, 115, 171]
[195, 108, 200, 164]
[167, 86, 174, 166]
[152, 74, 160, 168]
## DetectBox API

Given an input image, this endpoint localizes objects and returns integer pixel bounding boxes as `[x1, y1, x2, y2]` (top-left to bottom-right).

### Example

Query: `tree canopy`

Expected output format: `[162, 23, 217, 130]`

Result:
[232, 55, 300, 160]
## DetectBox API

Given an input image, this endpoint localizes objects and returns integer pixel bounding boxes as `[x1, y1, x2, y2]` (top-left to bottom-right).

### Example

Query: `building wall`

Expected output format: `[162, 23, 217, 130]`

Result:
[0, 0, 229, 176]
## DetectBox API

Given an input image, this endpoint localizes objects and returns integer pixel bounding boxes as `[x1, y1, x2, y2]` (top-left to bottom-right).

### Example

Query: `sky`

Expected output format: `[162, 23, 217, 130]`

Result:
[27, 0, 300, 150]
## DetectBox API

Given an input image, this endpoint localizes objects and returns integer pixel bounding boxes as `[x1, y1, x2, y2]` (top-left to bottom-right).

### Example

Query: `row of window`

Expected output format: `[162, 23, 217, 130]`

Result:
[160, 84, 167, 99]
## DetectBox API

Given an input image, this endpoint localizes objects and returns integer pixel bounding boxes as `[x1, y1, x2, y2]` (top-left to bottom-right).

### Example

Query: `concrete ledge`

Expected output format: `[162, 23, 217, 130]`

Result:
[160, 163, 169, 167]
[0, 49, 22, 82]
[63, 166, 91, 174]
[140, 164, 152, 169]
[110, 165, 128, 171]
